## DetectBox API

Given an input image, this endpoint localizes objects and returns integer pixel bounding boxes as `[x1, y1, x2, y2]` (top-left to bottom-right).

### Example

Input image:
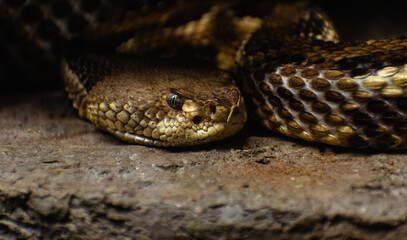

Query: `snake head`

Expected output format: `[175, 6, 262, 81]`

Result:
[153, 76, 247, 146]
[167, 87, 247, 146]
[65, 54, 247, 147]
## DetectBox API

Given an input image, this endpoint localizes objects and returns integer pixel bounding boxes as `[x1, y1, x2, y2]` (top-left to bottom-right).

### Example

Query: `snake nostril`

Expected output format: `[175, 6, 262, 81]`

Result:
[192, 116, 202, 124]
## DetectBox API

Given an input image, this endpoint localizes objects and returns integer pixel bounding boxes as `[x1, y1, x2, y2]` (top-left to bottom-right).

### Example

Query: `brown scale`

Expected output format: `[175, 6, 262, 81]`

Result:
[325, 90, 345, 102]
[301, 68, 319, 79]
[277, 108, 293, 120]
[299, 89, 317, 101]
[288, 76, 305, 89]
[336, 78, 358, 91]
[353, 90, 374, 101]
[268, 73, 283, 86]
[340, 102, 360, 113]
[324, 113, 346, 125]
[280, 66, 297, 77]
[269, 96, 283, 107]
[312, 101, 331, 113]
[299, 111, 318, 124]
[288, 98, 305, 111]
[310, 78, 331, 91]
[277, 86, 294, 99]
[287, 120, 304, 133]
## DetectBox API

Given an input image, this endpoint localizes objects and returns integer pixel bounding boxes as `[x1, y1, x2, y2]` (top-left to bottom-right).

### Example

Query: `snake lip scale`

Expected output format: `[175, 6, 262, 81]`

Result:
[4, 0, 407, 149]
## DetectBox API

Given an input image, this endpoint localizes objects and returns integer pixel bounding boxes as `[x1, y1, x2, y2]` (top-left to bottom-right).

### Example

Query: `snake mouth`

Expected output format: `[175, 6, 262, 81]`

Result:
[106, 128, 166, 147]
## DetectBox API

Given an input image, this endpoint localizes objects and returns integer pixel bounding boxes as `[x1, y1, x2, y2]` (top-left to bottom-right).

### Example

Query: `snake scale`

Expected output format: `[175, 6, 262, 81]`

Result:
[3, 0, 407, 149]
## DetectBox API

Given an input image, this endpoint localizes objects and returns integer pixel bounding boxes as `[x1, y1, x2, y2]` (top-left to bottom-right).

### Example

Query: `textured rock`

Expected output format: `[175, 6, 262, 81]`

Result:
[1, 91, 407, 239]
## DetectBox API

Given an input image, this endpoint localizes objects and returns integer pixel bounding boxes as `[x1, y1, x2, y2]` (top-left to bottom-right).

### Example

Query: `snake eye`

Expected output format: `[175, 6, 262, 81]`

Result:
[166, 92, 184, 110]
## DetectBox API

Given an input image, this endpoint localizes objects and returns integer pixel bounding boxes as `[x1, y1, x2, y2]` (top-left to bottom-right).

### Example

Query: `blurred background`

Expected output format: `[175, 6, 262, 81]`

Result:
[1, 0, 407, 93]
[312, 0, 407, 41]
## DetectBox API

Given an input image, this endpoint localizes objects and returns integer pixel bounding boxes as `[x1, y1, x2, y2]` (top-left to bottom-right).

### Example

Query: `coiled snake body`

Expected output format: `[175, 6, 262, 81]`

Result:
[3, 0, 407, 149]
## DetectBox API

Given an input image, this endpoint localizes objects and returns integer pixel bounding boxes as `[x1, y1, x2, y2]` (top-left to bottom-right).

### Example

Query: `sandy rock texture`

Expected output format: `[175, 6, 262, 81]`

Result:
[1, 91, 407, 240]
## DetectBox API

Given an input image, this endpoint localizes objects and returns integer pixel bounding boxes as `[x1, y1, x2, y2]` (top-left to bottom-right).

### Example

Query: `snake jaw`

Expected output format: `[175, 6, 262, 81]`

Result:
[82, 87, 247, 147]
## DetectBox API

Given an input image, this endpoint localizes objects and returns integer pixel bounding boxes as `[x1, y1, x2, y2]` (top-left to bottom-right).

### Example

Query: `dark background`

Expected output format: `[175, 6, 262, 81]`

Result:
[311, 0, 407, 41]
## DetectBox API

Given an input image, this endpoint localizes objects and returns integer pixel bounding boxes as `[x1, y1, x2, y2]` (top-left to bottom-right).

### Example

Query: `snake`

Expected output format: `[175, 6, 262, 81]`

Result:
[3, 1, 407, 149]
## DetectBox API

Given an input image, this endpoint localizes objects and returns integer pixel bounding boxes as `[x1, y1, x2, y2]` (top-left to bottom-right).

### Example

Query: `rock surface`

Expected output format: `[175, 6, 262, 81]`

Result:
[1, 91, 407, 240]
